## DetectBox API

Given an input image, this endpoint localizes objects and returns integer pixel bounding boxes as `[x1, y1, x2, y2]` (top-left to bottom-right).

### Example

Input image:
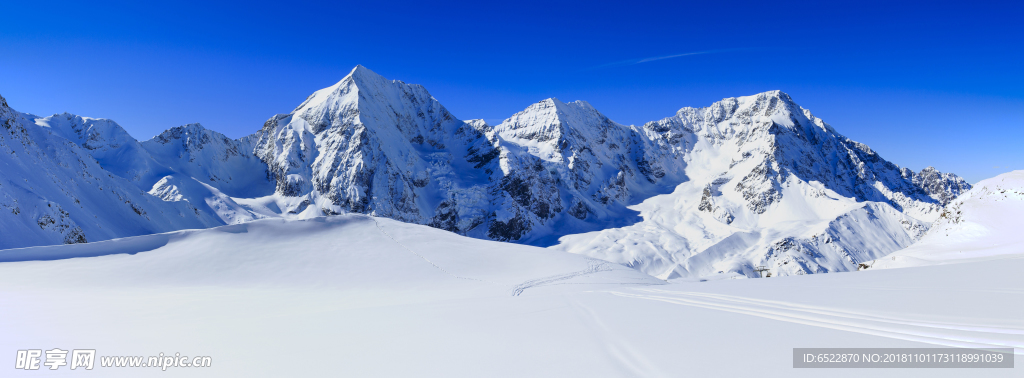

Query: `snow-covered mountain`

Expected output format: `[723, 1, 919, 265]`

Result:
[249, 66, 666, 243]
[0, 67, 972, 280]
[486, 98, 685, 244]
[249, 66, 690, 244]
[247, 68, 969, 279]
[0, 95, 221, 249]
[868, 170, 1024, 270]
[552, 91, 971, 279]
[142, 123, 274, 198]
[141, 123, 274, 225]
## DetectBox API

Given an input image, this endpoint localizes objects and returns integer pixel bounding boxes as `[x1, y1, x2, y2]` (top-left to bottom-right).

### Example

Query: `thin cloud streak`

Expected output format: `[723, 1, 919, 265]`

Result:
[636, 51, 711, 63]
[591, 48, 753, 69]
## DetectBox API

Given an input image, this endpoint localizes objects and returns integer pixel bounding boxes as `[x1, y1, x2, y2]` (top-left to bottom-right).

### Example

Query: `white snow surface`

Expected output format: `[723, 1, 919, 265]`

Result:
[869, 170, 1024, 269]
[0, 215, 1021, 377]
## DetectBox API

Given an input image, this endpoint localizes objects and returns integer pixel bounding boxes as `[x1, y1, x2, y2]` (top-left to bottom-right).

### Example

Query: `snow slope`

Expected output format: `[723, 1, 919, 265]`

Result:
[0, 215, 1020, 377]
[869, 170, 1024, 269]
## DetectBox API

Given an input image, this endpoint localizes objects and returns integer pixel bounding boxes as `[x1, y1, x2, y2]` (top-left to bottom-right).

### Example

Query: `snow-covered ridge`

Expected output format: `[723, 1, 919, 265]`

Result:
[142, 123, 273, 198]
[0, 95, 222, 249]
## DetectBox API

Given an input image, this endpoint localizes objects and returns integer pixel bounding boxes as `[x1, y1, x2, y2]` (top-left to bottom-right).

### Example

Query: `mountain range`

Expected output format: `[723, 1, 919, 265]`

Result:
[0, 66, 970, 278]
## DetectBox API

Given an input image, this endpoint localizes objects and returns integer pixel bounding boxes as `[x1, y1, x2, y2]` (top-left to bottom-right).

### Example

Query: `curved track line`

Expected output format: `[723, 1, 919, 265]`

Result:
[609, 290, 1024, 352]
[511, 260, 611, 296]
[642, 289, 1024, 335]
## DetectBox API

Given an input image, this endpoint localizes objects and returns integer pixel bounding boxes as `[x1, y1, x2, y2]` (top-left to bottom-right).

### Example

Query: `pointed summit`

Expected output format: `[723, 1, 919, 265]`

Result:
[496, 97, 616, 145]
[0, 93, 13, 119]
[347, 64, 383, 81]
[253, 64, 470, 203]
[149, 123, 217, 148]
[291, 65, 391, 117]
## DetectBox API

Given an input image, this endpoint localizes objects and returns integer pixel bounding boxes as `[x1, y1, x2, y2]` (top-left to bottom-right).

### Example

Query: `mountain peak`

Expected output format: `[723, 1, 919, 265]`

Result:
[348, 64, 380, 80]
[733, 90, 797, 108]
[152, 122, 209, 139]
[290, 65, 393, 117]
[147, 123, 231, 149]
[342, 64, 391, 88]
[0, 94, 12, 119]
[495, 97, 616, 149]
[522, 98, 604, 119]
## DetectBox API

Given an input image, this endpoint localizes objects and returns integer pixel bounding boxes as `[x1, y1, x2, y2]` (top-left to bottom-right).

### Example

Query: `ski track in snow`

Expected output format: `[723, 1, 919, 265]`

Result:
[571, 299, 672, 378]
[510, 260, 613, 296]
[608, 289, 1024, 352]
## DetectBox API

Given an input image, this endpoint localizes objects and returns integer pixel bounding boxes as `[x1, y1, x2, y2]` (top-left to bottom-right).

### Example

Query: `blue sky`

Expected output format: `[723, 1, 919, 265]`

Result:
[1, 0, 1021, 183]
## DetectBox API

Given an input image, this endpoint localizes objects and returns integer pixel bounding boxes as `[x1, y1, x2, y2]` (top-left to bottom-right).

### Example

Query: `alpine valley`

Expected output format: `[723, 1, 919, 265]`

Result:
[0, 66, 971, 279]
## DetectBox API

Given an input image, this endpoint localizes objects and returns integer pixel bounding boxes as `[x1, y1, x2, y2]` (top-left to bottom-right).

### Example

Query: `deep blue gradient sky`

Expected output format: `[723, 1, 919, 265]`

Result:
[2, 0, 1021, 183]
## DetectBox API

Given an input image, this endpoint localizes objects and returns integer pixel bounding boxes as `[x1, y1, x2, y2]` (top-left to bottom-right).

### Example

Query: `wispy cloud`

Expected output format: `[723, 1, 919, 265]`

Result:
[591, 48, 752, 69]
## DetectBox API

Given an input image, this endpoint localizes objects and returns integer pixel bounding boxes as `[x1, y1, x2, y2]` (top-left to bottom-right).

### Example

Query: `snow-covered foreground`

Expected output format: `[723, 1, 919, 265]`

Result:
[1, 215, 1021, 377]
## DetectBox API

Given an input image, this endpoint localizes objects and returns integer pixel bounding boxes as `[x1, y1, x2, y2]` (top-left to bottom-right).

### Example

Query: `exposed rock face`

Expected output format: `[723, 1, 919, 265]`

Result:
[904, 166, 972, 206]
[485, 98, 684, 242]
